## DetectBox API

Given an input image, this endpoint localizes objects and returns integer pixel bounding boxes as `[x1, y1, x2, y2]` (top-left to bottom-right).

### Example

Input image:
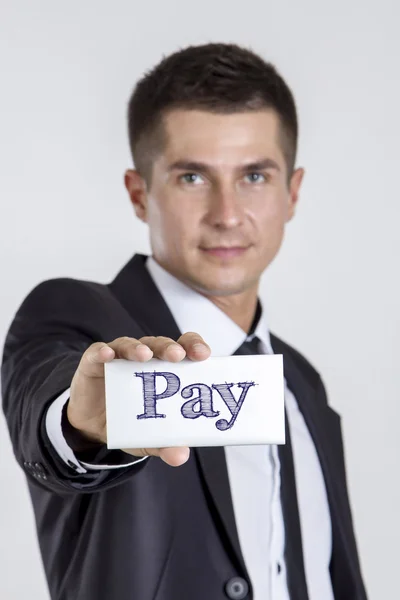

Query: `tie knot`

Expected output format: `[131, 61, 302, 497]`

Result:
[234, 335, 262, 355]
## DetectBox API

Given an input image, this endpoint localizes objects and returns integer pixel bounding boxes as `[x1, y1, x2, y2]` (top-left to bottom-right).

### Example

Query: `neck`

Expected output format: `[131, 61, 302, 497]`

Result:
[204, 287, 259, 334]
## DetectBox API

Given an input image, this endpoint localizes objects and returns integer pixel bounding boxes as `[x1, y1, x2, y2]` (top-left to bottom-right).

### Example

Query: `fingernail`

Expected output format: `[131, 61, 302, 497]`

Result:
[192, 343, 209, 352]
[168, 343, 185, 354]
[135, 344, 153, 356]
[101, 346, 114, 356]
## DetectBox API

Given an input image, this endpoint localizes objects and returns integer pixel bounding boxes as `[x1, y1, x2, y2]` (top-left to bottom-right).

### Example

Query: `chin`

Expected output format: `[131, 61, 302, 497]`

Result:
[181, 258, 260, 296]
[190, 275, 254, 297]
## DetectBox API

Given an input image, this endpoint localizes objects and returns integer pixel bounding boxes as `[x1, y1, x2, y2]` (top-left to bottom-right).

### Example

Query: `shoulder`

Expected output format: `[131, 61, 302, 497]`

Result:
[7, 277, 118, 344]
[9, 273, 144, 342]
[18, 277, 111, 317]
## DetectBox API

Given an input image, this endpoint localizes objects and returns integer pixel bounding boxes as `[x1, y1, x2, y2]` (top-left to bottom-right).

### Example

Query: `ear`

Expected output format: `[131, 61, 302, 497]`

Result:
[286, 167, 305, 222]
[124, 169, 148, 223]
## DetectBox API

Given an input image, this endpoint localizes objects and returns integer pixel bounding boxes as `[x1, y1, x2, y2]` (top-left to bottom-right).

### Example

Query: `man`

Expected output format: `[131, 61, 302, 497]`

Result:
[1, 43, 367, 600]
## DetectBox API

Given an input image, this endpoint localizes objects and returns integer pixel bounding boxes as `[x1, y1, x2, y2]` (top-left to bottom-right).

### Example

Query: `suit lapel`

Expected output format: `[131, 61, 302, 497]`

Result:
[195, 447, 249, 575]
[109, 254, 248, 576]
[270, 335, 363, 598]
[271, 333, 338, 499]
[109, 254, 182, 340]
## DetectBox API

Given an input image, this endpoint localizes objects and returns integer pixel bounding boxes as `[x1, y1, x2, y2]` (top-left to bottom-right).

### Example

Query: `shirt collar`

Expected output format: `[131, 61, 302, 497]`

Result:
[146, 256, 273, 357]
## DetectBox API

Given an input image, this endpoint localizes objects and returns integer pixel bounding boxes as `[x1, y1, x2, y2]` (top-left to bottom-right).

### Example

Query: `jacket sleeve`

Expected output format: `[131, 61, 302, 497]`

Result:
[1, 278, 150, 495]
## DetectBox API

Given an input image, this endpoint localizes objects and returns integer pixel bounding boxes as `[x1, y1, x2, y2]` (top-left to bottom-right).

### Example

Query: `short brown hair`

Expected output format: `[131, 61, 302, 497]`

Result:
[127, 42, 298, 188]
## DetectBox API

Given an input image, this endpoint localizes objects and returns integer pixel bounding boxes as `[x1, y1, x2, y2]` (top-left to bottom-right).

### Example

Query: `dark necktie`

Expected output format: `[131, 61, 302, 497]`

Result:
[234, 336, 309, 600]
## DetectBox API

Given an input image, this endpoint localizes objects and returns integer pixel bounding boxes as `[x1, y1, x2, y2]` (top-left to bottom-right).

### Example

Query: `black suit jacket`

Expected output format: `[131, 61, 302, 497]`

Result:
[1, 254, 368, 600]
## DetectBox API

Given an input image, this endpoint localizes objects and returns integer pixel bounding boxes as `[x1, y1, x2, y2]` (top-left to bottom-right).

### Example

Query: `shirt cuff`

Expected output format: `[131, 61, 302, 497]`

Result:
[45, 388, 149, 472]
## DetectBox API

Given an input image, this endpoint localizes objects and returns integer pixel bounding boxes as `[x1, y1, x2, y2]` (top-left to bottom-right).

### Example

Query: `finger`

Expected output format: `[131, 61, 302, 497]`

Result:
[78, 342, 116, 378]
[159, 447, 190, 466]
[107, 337, 153, 362]
[177, 332, 211, 361]
[122, 446, 190, 467]
[139, 336, 186, 362]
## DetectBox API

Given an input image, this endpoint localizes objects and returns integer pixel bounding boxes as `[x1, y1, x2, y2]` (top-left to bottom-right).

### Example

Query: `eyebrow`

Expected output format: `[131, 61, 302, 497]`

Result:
[167, 158, 281, 174]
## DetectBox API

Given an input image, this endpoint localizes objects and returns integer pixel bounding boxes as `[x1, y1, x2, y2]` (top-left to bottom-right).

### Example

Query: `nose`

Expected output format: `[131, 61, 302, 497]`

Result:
[206, 184, 244, 229]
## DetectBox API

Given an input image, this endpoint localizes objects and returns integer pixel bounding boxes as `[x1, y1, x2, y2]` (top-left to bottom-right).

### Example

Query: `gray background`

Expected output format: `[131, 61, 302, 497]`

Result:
[0, 1, 399, 598]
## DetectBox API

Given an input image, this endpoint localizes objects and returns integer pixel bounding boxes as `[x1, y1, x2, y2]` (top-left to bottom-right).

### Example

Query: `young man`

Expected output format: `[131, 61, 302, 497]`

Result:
[1, 43, 367, 600]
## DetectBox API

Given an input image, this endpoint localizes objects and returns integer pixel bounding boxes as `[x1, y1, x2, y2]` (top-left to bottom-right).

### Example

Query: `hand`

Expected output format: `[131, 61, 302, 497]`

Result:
[68, 333, 211, 466]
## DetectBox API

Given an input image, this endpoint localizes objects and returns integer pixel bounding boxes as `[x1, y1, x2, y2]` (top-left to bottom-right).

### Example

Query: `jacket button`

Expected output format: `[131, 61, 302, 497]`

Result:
[225, 577, 249, 599]
[34, 462, 47, 477]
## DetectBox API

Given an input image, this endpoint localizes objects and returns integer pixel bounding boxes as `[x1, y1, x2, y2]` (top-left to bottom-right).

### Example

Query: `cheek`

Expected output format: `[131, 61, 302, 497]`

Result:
[249, 196, 287, 234]
[147, 195, 174, 232]
[147, 197, 197, 252]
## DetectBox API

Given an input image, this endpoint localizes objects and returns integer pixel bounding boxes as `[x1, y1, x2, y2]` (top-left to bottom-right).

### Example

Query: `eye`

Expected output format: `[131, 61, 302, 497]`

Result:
[244, 172, 267, 183]
[179, 173, 203, 185]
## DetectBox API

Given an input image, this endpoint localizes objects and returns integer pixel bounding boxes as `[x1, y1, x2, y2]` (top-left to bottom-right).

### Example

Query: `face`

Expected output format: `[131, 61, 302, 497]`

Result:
[125, 109, 304, 297]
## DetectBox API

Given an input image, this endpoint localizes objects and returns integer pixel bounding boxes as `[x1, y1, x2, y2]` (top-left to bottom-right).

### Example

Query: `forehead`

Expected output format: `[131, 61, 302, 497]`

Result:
[161, 109, 284, 165]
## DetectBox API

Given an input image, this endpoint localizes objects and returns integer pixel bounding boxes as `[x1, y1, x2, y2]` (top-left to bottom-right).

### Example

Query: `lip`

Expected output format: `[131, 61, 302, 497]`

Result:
[200, 246, 250, 259]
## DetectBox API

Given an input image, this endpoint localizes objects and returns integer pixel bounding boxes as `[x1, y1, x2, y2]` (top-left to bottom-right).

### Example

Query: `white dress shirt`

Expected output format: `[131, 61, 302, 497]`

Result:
[46, 257, 334, 600]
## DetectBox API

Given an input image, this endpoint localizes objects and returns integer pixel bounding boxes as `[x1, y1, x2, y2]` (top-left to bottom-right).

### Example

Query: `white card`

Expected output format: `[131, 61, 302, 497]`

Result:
[104, 355, 285, 449]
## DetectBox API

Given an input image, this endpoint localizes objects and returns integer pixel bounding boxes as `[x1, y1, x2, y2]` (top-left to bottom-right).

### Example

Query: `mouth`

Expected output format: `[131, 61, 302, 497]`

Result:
[199, 246, 251, 259]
